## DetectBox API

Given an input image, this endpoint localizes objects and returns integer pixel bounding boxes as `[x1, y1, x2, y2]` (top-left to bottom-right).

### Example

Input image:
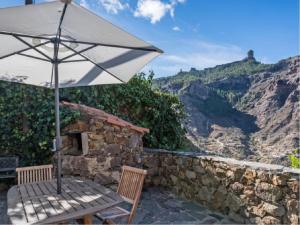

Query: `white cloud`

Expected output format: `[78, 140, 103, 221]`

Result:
[134, 0, 186, 24]
[173, 41, 243, 68]
[146, 40, 246, 77]
[79, 0, 90, 8]
[172, 26, 181, 31]
[99, 0, 129, 14]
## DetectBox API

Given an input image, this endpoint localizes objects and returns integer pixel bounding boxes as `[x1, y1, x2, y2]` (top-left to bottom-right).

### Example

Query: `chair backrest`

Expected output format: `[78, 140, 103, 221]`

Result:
[117, 166, 147, 204]
[117, 166, 147, 224]
[16, 164, 53, 185]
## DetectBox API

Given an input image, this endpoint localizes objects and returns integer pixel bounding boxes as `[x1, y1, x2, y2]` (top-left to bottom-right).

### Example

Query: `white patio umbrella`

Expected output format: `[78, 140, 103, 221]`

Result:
[0, 0, 162, 193]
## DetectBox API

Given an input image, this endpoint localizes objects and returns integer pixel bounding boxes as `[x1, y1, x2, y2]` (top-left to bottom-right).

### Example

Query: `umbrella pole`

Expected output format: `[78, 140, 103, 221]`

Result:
[54, 2, 69, 195]
[54, 41, 62, 195]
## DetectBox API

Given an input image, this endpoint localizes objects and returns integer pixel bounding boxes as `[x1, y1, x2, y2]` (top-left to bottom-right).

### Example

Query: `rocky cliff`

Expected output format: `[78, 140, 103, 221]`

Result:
[154, 55, 299, 165]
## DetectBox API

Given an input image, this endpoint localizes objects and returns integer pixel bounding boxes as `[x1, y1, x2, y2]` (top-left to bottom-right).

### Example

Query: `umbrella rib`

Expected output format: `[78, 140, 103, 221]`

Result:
[13, 35, 53, 61]
[18, 53, 51, 62]
[51, 63, 54, 88]
[0, 31, 52, 41]
[59, 44, 97, 62]
[0, 40, 51, 60]
[0, 33, 162, 53]
[60, 59, 88, 63]
[60, 42, 126, 83]
[61, 39, 163, 53]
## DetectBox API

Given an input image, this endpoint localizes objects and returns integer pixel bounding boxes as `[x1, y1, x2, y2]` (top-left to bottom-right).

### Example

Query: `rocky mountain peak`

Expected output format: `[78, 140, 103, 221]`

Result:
[154, 55, 300, 165]
[245, 49, 256, 61]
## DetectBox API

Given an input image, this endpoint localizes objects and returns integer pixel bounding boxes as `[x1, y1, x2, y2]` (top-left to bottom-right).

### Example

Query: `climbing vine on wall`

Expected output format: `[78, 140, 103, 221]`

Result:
[0, 72, 186, 165]
[0, 82, 80, 166]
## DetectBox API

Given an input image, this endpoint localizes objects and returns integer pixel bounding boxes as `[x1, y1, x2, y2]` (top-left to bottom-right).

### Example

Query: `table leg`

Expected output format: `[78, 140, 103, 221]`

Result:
[83, 214, 93, 225]
[103, 219, 116, 225]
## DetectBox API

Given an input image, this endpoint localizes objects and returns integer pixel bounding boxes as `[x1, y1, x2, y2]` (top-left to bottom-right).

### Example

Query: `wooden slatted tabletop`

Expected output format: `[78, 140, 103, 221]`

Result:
[7, 177, 123, 225]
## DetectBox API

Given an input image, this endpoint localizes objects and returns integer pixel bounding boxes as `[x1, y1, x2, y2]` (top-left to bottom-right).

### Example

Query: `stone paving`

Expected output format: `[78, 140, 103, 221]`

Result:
[0, 192, 8, 225]
[0, 187, 235, 225]
[117, 187, 235, 224]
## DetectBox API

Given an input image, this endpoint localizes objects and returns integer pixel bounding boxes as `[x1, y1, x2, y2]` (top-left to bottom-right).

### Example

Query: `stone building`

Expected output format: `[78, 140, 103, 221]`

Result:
[60, 101, 149, 185]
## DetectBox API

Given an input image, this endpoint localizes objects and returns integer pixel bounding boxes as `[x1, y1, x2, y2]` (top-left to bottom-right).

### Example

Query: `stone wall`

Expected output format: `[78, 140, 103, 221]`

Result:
[61, 119, 144, 185]
[142, 149, 299, 225]
[61, 139, 299, 225]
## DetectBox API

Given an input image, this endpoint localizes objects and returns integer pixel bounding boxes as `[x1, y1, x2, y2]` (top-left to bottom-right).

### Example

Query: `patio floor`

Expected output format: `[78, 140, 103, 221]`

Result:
[0, 191, 8, 225]
[1, 187, 235, 224]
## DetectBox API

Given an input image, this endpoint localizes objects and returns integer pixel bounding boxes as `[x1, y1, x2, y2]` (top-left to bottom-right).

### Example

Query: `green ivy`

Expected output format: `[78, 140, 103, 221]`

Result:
[0, 82, 80, 166]
[60, 72, 186, 150]
[0, 72, 185, 166]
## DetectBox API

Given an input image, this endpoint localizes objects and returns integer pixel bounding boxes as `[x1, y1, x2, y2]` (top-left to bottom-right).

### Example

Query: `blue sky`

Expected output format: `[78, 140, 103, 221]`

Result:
[1, 0, 299, 78]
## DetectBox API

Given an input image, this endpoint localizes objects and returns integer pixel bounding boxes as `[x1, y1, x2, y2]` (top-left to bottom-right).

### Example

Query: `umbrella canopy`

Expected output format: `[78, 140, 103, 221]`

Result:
[0, 0, 162, 194]
[0, 0, 162, 88]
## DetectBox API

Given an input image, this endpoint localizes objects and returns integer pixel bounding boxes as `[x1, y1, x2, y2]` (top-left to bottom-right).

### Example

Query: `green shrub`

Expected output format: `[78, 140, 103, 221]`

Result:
[0, 72, 185, 166]
[288, 149, 300, 169]
[288, 150, 300, 169]
[154, 60, 272, 89]
[0, 82, 80, 166]
[61, 72, 186, 150]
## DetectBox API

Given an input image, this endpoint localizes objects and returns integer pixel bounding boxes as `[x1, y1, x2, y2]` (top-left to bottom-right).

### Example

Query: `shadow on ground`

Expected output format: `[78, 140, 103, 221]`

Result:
[94, 187, 235, 224]
[2, 187, 235, 224]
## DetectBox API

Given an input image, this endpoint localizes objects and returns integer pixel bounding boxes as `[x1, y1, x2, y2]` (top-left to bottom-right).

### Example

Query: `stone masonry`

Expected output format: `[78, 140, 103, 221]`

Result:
[60, 102, 299, 225]
[142, 149, 300, 225]
[62, 146, 299, 224]
[60, 102, 147, 185]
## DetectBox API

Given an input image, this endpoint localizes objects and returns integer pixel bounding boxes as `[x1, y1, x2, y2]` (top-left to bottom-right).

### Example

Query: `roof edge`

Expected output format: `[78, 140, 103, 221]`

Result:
[61, 101, 150, 134]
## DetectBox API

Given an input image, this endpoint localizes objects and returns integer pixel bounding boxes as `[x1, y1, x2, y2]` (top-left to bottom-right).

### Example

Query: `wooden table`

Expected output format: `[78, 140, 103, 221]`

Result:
[7, 177, 123, 225]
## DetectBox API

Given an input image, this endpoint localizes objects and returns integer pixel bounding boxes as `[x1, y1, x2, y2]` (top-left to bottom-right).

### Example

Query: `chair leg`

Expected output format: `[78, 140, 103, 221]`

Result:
[127, 202, 138, 224]
[128, 214, 134, 225]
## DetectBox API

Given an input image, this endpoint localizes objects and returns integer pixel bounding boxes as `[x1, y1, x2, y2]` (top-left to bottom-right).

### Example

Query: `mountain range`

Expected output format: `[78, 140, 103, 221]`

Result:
[154, 52, 299, 165]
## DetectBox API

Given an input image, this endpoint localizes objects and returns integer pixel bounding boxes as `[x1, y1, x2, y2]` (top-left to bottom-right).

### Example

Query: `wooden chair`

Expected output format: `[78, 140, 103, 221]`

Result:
[96, 166, 147, 225]
[16, 164, 53, 185]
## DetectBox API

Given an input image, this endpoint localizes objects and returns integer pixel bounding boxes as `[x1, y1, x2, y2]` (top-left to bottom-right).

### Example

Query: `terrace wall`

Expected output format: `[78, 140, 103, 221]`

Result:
[62, 144, 299, 225]
[142, 149, 299, 225]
